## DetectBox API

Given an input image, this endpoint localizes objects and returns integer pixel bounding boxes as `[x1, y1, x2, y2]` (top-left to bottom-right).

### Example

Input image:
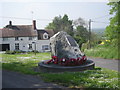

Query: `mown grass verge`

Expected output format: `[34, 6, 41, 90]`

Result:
[84, 45, 118, 60]
[1, 53, 119, 89]
[1, 52, 51, 74]
[41, 68, 119, 89]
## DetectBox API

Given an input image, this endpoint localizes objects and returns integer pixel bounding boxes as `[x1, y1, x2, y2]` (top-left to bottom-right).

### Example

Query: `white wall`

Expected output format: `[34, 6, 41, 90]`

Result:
[36, 40, 50, 52]
[0, 37, 50, 52]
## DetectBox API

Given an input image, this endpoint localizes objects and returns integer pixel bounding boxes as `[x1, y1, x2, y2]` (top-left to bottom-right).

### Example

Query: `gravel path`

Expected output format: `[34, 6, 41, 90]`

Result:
[88, 57, 119, 71]
[2, 70, 65, 88]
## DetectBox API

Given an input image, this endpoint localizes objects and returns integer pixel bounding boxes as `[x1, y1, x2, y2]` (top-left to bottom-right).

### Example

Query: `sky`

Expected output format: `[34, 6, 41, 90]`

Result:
[0, 0, 112, 29]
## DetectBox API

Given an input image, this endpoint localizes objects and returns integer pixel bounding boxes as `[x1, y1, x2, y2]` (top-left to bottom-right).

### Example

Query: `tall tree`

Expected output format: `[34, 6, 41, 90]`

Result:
[73, 17, 89, 48]
[73, 17, 88, 28]
[105, 2, 120, 45]
[74, 25, 89, 48]
[45, 14, 73, 36]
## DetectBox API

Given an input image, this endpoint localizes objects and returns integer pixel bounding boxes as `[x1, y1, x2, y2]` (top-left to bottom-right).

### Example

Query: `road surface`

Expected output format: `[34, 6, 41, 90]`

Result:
[88, 57, 119, 71]
[2, 70, 65, 88]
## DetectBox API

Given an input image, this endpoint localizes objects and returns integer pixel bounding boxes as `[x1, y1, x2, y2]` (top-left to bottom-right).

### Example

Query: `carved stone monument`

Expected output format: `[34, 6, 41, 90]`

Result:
[38, 31, 95, 72]
[50, 31, 84, 60]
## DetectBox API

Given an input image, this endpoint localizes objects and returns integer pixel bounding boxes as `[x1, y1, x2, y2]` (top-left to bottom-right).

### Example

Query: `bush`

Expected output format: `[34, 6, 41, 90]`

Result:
[5, 50, 15, 54]
[5, 50, 26, 54]
[27, 50, 39, 54]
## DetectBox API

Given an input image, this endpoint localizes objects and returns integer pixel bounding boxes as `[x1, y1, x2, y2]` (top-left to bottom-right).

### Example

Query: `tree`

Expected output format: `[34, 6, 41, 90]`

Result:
[105, 2, 120, 45]
[73, 17, 89, 48]
[73, 17, 88, 28]
[73, 25, 89, 48]
[45, 14, 74, 36]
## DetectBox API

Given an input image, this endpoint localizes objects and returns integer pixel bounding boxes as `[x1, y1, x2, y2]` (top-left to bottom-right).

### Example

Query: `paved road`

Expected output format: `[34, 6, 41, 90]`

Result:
[2, 70, 65, 88]
[88, 57, 119, 71]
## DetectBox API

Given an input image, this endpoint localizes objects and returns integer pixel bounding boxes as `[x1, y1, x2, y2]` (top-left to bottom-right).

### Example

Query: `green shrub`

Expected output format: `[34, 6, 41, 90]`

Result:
[5, 50, 15, 54]
[5, 50, 26, 54]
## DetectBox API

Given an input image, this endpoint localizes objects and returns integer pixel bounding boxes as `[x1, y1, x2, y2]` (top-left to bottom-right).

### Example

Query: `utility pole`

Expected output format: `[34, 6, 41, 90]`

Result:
[88, 19, 92, 49]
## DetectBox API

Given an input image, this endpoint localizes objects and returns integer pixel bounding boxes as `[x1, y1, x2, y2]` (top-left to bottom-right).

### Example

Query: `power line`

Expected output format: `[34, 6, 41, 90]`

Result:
[0, 16, 52, 21]
[92, 21, 109, 24]
[91, 14, 110, 20]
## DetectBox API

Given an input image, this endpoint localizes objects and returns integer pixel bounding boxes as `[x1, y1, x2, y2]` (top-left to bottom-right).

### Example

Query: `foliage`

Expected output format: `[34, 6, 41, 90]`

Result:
[5, 50, 26, 54]
[5, 50, 40, 54]
[105, 2, 120, 45]
[46, 14, 100, 48]
[45, 14, 74, 36]
[73, 17, 88, 28]
[74, 25, 89, 48]
[84, 44, 119, 59]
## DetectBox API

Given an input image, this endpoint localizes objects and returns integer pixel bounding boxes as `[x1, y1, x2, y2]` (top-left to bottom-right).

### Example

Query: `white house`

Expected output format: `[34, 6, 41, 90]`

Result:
[0, 20, 54, 52]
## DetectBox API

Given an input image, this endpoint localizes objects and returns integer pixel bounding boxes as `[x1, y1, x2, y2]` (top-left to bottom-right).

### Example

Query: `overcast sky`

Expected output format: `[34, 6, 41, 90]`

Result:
[0, 0, 112, 29]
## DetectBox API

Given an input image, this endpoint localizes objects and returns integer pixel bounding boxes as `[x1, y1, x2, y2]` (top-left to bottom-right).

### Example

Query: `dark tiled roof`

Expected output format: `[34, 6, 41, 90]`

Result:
[46, 29, 54, 37]
[37, 29, 49, 34]
[37, 29, 48, 40]
[37, 29, 54, 40]
[0, 25, 37, 37]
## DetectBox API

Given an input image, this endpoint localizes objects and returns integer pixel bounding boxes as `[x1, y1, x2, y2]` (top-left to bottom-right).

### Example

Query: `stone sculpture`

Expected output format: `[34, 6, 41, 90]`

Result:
[45, 31, 87, 66]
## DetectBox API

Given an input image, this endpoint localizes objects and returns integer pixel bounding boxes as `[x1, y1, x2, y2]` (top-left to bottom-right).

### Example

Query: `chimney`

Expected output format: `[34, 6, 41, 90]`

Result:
[9, 21, 12, 26]
[33, 20, 36, 30]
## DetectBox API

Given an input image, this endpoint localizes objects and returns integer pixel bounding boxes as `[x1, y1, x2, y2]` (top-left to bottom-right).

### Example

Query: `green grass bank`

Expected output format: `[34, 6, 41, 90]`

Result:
[84, 45, 119, 60]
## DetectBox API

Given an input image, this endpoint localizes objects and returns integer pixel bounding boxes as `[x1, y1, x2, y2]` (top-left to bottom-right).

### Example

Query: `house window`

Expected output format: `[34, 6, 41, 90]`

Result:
[42, 45, 49, 50]
[29, 37, 32, 40]
[15, 43, 19, 50]
[15, 37, 19, 41]
[3, 37, 8, 41]
[28, 44, 32, 49]
[43, 33, 48, 39]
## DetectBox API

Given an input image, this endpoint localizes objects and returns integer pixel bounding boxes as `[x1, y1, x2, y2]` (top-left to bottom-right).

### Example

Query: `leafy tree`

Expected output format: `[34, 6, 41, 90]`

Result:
[46, 14, 74, 36]
[74, 25, 89, 48]
[105, 2, 120, 46]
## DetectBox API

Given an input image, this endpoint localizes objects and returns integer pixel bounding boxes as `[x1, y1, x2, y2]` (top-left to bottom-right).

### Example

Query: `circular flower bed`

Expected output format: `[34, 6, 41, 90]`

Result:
[45, 55, 87, 66]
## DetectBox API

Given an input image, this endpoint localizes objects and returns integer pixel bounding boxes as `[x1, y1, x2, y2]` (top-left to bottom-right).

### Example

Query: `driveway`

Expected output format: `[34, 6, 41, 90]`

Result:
[2, 70, 65, 88]
[88, 57, 119, 71]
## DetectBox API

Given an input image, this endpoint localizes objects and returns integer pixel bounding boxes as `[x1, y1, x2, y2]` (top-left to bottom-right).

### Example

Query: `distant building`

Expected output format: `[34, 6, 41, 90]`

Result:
[0, 20, 54, 52]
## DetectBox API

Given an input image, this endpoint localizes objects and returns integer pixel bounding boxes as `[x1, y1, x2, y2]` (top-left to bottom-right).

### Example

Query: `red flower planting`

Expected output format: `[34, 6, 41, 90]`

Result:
[45, 55, 87, 66]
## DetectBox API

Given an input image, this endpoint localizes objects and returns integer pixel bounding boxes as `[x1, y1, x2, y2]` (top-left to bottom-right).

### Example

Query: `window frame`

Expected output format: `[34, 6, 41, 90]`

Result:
[3, 37, 8, 41]
[15, 37, 19, 41]
[15, 43, 19, 50]
[42, 45, 49, 50]
[43, 33, 48, 39]
[28, 44, 32, 50]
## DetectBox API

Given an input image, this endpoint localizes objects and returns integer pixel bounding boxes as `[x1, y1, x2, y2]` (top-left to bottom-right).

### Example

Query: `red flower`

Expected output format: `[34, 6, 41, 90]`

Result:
[45, 55, 87, 66]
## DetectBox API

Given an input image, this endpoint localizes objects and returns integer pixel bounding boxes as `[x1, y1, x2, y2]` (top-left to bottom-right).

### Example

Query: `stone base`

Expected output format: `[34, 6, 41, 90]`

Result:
[38, 59, 95, 73]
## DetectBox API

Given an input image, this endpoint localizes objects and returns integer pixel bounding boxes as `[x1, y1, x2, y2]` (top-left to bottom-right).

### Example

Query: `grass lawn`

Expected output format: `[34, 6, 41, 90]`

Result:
[1, 52, 119, 89]
[84, 45, 119, 60]
[1, 52, 51, 74]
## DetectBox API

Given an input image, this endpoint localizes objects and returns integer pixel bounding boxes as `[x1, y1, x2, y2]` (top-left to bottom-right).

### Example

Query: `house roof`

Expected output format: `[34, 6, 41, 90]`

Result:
[0, 25, 37, 38]
[37, 29, 54, 37]
[46, 29, 54, 37]
[37, 29, 54, 40]
[37, 29, 49, 34]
